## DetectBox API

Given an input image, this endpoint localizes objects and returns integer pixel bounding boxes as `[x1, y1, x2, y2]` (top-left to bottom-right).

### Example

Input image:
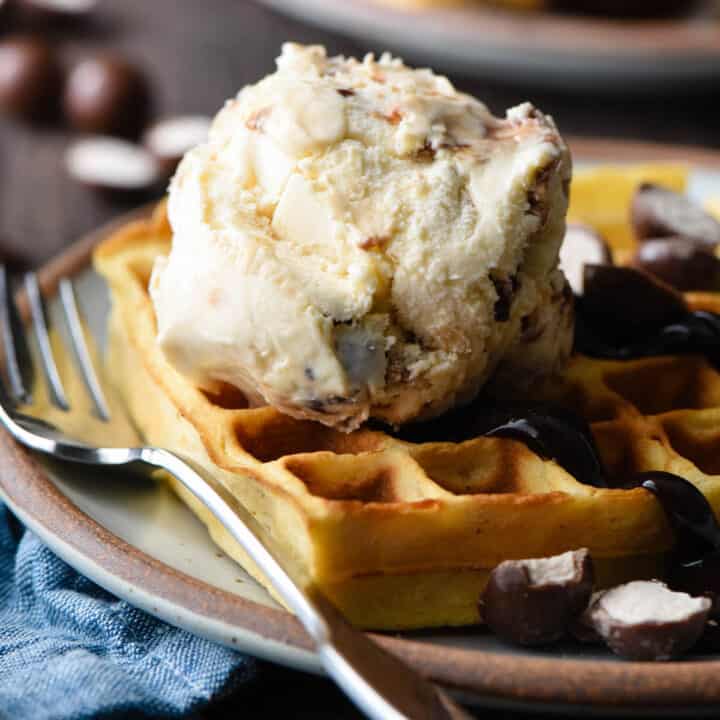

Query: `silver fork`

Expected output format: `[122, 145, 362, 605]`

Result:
[0, 267, 472, 720]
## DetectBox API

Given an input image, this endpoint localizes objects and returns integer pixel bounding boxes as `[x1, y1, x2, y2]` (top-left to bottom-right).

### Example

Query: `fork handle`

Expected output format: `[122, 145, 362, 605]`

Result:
[142, 448, 473, 720]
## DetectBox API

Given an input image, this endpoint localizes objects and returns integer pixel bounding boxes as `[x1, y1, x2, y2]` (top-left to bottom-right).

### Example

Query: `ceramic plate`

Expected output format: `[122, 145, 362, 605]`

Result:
[3, 138, 720, 715]
[256, 0, 720, 91]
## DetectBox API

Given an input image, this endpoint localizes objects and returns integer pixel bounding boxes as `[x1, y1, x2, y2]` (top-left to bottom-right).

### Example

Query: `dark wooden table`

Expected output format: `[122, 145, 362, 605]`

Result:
[0, 1, 718, 717]
[2, 0, 720, 268]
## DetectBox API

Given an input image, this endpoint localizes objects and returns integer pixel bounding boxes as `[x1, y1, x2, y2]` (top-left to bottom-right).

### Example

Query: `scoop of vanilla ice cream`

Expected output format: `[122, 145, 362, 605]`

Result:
[150, 43, 573, 431]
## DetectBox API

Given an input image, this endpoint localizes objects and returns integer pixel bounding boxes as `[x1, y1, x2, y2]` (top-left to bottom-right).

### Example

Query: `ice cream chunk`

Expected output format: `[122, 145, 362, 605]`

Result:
[150, 43, 573, 431]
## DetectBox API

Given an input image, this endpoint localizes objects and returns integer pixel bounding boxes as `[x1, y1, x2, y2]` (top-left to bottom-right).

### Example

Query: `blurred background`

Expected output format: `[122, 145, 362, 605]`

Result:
[0, 0, 719, 271]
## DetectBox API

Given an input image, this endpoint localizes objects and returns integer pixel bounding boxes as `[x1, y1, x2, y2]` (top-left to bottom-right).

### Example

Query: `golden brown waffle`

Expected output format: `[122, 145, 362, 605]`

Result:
[94, 202, 720, 630]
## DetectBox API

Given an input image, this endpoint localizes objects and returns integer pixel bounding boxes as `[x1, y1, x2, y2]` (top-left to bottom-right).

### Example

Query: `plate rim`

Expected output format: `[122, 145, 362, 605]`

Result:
[261, 0, 720, 56]
[256, 0, 720, 89]
[5, 136, 720, 709]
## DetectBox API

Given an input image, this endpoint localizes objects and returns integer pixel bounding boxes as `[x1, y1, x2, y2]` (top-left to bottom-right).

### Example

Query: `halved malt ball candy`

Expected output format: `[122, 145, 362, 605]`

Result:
[63, 54, 150, 138]
[583, 581, 711, 661]
[480, 548, 594, 646]
[65, 136, 161, 195]
[560, 223, 612, 294]
[0, 36, 62, 122]
[567, 164, 688, 254]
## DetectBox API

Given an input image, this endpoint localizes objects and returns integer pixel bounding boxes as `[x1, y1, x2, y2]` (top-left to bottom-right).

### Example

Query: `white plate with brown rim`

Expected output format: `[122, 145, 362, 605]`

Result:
[3, 137, 720, 715]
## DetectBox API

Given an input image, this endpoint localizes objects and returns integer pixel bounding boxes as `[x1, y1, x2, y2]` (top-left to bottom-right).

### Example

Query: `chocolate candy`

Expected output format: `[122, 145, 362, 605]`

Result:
[579, 264, 688, 345]
[479, 470, 720, 659]
[574, 264, 720, 363]
[559, 223, 612, 295]
[480, 548, 594, 646]
[629, 472, 720, 562]
[391, 403, 607, 488]
[582, 581, 711, 661]
[625, 471, 720, 614]
[632, 184, 720, 250]
[64, 136, 161, 195]
[490, 272, 518, 322]
[63, 55, 150, 137]
[631, 237, 720, 292]
[576, 291, 720, 369]
[0, 36, 62, 121]
[143, 115, 212, 178]
[569, 599, 603, 645]
[478, 406, 607, 488]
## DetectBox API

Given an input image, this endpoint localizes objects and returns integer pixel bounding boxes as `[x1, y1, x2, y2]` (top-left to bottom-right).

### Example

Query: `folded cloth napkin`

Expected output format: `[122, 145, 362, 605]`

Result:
[0, 504, 259, 720]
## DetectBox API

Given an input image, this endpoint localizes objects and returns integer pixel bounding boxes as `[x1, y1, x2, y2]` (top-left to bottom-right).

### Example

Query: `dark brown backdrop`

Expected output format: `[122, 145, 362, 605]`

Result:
[2, 0, 720, 268]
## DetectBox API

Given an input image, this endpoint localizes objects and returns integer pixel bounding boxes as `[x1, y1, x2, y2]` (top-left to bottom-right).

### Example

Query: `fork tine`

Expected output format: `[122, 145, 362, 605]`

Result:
[24, 272, 69, 411]
[0, 265, 32, 405]
[59, 278, 110, 421]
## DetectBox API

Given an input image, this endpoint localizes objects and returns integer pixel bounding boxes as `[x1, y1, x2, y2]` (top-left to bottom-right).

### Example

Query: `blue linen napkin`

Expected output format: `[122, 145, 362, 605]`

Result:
[0, 503, 259, 719]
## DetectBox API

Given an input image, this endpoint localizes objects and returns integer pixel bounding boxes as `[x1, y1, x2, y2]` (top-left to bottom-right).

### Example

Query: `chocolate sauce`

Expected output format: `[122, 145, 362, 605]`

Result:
[580, 264, 687, 344]
[576, 264, 720, 367]
[620, 472, 720, 561]
[387, 255, 720, 606]
[576, 303, 720, 368]
[389, 402, 606, 488]
[632, 237, 720, 292]
[670, 554, 720, 619]
[694, 618, 720, 653]
[479, 408, 606, 489]
[619, 471, 720, 612]
[393, 405, 720, 607]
